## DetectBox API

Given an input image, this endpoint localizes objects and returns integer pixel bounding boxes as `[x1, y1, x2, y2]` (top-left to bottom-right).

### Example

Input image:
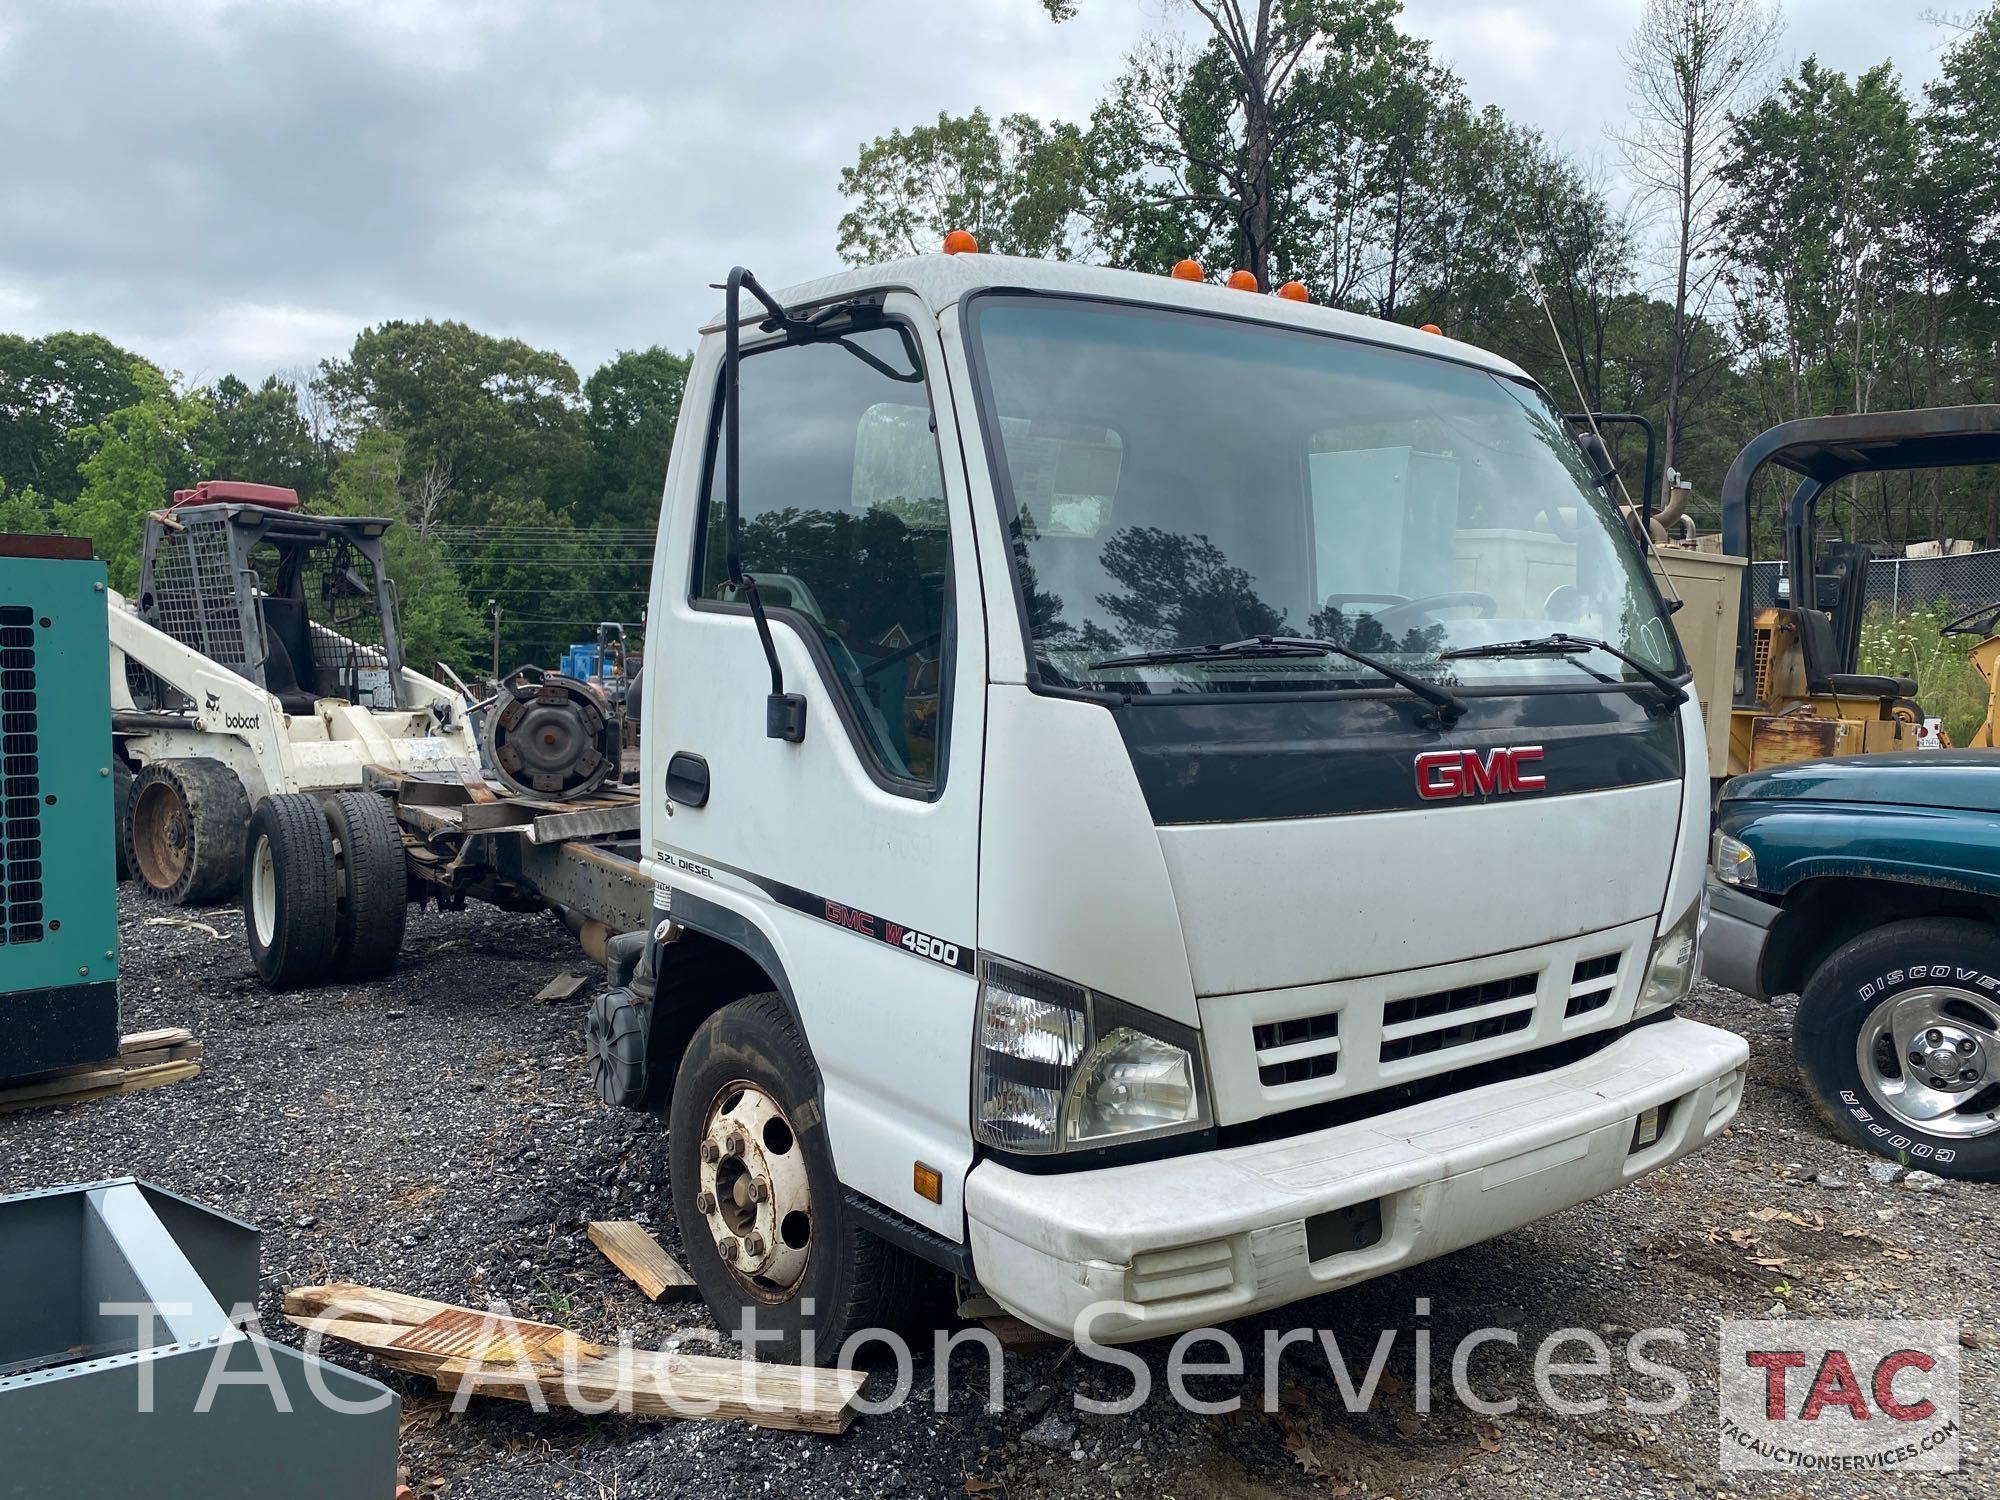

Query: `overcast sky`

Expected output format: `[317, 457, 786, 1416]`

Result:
[0, 0, 1959, 385]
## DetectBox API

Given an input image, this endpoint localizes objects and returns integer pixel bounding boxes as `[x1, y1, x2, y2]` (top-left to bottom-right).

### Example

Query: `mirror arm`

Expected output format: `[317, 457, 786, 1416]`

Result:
[723, 266, 807, 743]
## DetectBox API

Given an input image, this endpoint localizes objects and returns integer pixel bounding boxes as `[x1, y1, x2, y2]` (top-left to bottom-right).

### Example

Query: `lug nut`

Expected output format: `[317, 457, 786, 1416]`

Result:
[749, 1180, 771, 1203]
[1927, 1029, 1944, 1045]
[695, 1190, 716, 1214]
[699, 1140, 719, 1165]
[1911, 1049, 1927, 1066]
[723, 1132, 746, 1159]
[744, 1232, 766, 1258]
[720, 1238, 740, 1263]
[1930, 1076, 1951, 1090]
[1960, 1038, 1978, 1054]
[1962, 1069, 1979, 1082]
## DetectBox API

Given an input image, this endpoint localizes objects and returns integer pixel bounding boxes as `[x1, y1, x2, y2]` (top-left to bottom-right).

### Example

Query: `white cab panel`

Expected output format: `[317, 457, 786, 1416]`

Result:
[977, 686, 1201, 1027]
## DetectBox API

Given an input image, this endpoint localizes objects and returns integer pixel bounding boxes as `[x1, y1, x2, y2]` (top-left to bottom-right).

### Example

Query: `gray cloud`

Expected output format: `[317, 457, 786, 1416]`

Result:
[0, 0, 1957, 383]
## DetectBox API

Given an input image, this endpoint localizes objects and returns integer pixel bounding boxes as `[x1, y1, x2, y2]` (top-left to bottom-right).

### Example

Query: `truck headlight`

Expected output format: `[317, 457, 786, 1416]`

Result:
[972, 957, 1211, 1154]
[1711, 830, 1757, 888]
[1635, 899, 1700, 1017]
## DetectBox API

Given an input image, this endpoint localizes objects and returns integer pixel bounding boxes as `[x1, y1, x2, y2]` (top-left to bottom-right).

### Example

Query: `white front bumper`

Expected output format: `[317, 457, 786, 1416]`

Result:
[965, 1017, 1748, 1341]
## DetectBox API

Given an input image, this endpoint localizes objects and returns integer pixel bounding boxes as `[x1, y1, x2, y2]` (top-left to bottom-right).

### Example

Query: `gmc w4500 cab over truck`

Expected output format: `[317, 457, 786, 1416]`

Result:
[592, 249, 1748, 1358]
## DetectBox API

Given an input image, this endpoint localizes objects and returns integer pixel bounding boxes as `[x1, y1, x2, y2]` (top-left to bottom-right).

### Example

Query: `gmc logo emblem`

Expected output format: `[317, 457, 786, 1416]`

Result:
[1415, 745, 1546, 800]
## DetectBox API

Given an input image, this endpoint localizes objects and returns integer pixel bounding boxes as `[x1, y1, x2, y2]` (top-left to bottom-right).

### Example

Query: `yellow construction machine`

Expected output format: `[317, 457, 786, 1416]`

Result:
[1692, 405, 2000, 778]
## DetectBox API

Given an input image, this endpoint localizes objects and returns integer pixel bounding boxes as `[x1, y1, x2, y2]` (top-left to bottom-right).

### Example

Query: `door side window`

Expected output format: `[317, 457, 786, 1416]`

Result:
[695, 323, 954, 788]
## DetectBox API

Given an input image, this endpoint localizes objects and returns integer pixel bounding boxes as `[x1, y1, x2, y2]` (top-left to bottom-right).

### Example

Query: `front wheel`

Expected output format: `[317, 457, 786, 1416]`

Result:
[1794, 917, 2000, 1182]
[668, 994, 920, 1364]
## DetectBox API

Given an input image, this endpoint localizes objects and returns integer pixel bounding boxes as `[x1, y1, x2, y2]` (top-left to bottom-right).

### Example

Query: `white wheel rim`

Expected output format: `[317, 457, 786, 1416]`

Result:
[698, 1081, 813, 1300]
[251, 835, 277, 947]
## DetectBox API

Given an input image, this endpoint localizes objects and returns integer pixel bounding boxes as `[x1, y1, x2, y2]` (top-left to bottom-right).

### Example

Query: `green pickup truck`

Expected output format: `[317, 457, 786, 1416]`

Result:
[1705, 751, 2000, 1180]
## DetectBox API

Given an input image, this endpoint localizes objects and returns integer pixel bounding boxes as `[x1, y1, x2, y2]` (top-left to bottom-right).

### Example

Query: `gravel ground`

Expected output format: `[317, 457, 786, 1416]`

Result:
[5, 886, 1994, 1498]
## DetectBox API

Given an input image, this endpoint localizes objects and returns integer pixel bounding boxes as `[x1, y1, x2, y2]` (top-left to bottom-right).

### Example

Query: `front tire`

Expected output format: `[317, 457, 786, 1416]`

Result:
[126, 757, 249, 904]
[244, 794, 339, 989]
[1794, 917, 2000, 1182]
[668, 994, 919, 1364]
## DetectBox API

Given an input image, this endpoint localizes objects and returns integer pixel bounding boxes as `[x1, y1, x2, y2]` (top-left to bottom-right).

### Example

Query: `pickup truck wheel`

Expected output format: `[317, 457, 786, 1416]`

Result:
[1795, 917, 2000, 1182]
[668, 993, 920, 1365]
[126, 757, 249, 905]
[244, 794, 339, 989]
[323, 790, 407, 980]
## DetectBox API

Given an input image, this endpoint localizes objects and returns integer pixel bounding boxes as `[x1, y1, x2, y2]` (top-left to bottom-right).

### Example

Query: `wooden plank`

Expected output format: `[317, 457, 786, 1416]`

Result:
[533, 973, 592, 1004]
[588, 1221, 697, 1302]
[286, 1282, 863, 1433]
[116, 1042, 204, 1069]
[114, 1060, 201, 1095]
[120, 1027, 195, 1054]
[0, 1068, 125, 1111]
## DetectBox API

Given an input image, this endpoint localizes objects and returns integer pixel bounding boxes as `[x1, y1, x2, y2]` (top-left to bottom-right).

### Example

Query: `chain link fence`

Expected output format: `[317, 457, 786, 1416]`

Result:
[1747, 548, 2000, 618]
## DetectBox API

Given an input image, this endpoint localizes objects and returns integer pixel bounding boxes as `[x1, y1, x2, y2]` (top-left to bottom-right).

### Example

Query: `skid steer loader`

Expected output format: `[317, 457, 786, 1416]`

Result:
[110, 481, 478, 926]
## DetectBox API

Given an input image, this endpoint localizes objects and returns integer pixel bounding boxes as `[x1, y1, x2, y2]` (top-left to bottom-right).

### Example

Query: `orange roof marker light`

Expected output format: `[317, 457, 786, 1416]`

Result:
[943, 229, 980, 255]
[1170, 257, 1205, 281]
[1419, 323, 1444, 335]
[1226, 269, 1260, 291]
[1276, 280, 1310, 302]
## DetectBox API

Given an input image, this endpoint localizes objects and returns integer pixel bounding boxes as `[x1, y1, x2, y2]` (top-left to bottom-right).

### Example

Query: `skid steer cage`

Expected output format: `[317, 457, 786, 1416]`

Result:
[139, 509, 254, 675]
[137, 502, 407, 710]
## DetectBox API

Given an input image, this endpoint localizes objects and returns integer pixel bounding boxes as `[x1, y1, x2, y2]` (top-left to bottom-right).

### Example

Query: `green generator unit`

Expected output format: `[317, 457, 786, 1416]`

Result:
[1, 534, 119, 1077]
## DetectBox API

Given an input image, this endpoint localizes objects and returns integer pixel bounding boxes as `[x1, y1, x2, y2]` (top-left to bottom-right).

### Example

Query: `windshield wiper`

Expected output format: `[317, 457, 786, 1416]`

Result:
[1090, 635, 1468, 726]
[1440, 633, 1689, 709]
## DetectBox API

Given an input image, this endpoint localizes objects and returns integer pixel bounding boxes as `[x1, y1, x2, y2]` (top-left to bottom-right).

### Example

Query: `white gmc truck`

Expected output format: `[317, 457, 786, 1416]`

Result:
[593, 246, 1748, 1360]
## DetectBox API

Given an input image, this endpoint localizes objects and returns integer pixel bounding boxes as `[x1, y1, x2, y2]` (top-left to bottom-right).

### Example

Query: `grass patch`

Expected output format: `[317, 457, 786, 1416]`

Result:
[1859, 600, 1992, 746]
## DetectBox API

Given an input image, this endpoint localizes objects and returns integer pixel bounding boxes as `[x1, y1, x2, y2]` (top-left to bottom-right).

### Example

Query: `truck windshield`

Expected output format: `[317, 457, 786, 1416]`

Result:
[966, 295, 1681, 696]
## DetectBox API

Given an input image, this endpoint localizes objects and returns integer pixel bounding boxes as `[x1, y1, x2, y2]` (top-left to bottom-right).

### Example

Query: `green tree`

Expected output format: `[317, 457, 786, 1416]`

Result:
[837, 109, 1089, 262]
[315, 320, 589, 523]
[0, 478, 53, 536]
[0, 332, 161, 505]
[1047, 0, 1405, 287]
[56, 377, 212, 592]
[1721, 58, 1920, 423]
[196, 373, 330, 500]
[582, 346, 690, 529]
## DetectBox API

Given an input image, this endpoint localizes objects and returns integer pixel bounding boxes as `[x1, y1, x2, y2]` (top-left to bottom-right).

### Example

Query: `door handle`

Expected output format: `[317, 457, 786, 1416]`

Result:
[666, 751, 710, 808]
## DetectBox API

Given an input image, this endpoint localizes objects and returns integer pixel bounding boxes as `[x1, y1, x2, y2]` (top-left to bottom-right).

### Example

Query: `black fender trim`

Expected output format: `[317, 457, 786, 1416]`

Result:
[844, 1189, 974, 1279]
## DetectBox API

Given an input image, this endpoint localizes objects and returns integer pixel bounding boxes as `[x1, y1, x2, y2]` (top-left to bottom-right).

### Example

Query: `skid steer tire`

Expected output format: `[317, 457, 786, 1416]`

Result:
[324, 790, 408, 981]
[112, 758, 133, 882]
[126, 757, 249, 905]
[244, 794, 339, 989]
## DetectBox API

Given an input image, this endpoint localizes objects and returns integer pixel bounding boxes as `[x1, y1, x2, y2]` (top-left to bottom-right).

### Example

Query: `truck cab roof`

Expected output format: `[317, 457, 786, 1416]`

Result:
[704, 251, 1531, 382]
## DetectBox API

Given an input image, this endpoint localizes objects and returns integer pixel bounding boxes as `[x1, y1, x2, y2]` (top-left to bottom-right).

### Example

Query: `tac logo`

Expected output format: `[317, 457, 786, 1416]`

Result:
[1719, 1319, 1960, 1472]
[1414, 745, 1545, 800]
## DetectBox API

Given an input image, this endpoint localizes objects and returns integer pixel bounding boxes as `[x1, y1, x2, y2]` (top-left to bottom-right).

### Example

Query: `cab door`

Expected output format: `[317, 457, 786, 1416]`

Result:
[643, 293, 985, 1240]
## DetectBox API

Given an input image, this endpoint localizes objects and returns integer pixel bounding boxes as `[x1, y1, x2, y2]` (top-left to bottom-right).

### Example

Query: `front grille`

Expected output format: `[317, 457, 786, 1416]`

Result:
[1254, 1008, 1340, 1088]
[1216, 921, 1655, 1126]
[1379, 972, 1537, 1062]
[0, 604, 44, 945]
[1565, 952, 1623, 1018]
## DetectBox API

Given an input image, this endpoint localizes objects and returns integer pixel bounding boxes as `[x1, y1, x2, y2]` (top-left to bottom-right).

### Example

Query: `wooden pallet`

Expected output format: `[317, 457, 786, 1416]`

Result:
[0, 1029, 203, 1113]
[285, 1283, 866, 1434]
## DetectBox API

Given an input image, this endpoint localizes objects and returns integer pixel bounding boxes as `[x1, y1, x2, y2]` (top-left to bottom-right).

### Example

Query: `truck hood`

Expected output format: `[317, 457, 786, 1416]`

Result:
[1155, 782, 1686, 995]
[1113, 688, 1692, 996]
[1722, 751, 2000, 816]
